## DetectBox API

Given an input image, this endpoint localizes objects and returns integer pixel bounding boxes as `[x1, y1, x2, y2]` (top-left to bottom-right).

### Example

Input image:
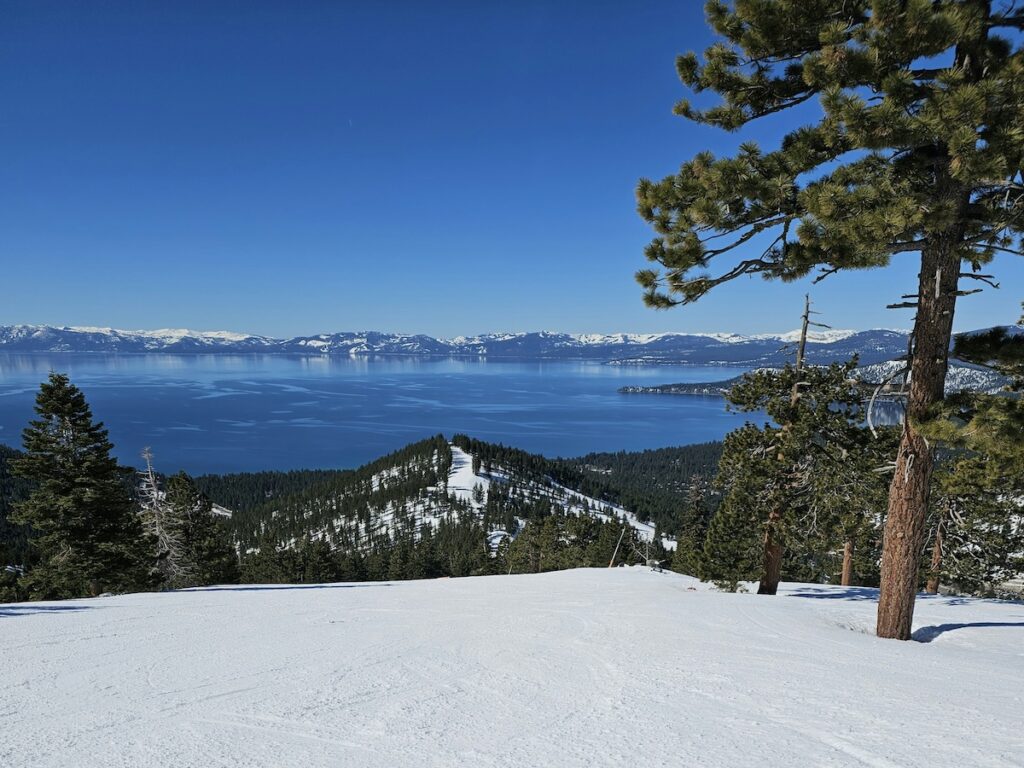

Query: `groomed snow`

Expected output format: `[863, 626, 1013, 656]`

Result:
[2, 569, 1021, 767]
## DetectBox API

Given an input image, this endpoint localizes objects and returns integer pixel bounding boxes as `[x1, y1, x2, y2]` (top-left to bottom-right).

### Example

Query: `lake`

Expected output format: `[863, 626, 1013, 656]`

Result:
[0, 354, 752, 474]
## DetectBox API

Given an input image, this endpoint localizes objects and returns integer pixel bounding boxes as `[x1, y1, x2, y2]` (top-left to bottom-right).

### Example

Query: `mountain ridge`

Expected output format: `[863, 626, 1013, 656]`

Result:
[0, 324, 919, 366]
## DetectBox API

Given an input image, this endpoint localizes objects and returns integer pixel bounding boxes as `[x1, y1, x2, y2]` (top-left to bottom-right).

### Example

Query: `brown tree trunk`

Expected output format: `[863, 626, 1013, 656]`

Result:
[757, 296, 812, 596]
[757, 517, 783, 595]
[876, 241, 961, 639]
[875, 0, 989, 642]
[925, 508, 947, 594]
[841, 540, 854, 587]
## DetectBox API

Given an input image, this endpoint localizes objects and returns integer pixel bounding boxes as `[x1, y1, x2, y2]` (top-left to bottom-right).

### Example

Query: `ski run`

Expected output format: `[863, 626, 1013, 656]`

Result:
[2, 567, 1022, 767]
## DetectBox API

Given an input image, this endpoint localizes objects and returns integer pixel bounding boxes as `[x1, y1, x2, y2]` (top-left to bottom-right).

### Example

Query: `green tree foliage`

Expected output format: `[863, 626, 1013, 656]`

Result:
[671, 476, 713, 576]
[12, 373, 154, 599]
[164, 472, 239, 588]
[701, 426, 770, 590]
[454, 434, 722, 536]
[635, 0, 1024, 638]
[0, 445, 33, 565]
[505, 515, 656, 575]
[194, 467, 354, 518]
[212, 436, 679, 586]
[703, 361, 895, 590]
[928, 456, 1024, 595]
[215, 436, 451, 552]
[929, 305, 1024, 469]
[918, 306, 1024, 595]
[0, 445, 34, 601]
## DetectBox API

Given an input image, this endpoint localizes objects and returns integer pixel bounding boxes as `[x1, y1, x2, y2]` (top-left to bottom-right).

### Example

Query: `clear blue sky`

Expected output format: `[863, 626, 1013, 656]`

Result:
[1, 1, 1020, 338]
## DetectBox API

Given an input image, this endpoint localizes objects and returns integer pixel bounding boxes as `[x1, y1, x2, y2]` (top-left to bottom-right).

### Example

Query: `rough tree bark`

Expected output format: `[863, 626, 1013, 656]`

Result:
[841, 540, 854, 587]
[925, 505, 947, 595]
[758, 523, 783, 595]
[757, 296, 812, 596]
[876, 238, 963, 638]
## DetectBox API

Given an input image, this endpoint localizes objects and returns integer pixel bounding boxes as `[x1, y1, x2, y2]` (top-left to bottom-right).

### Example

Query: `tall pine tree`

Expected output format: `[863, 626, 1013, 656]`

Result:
[636, 1, 1024, 639]
[164, 471, 240, 588]
[12, 373, 153, 599]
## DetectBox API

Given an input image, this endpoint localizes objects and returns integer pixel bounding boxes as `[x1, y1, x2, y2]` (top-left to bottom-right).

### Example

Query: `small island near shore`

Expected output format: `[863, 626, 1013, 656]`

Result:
[619, 379, 742, 397]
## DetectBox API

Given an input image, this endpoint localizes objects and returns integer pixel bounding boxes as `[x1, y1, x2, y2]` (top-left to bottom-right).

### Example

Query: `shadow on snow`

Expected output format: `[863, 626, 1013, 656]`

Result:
[912, 621, 1024, 643]
[0, 604, 94, 617]
[786, 586, 880, 601]
[180, 583, 393, 593]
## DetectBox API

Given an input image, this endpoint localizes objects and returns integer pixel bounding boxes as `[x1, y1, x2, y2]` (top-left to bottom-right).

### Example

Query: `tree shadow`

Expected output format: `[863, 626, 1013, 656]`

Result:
[0, 604, 93, 617]
[787, 587, 987, 606]
[181, 583, 393, 593]
[912, 621, 1024, 643]
[786, 586, 880, 601]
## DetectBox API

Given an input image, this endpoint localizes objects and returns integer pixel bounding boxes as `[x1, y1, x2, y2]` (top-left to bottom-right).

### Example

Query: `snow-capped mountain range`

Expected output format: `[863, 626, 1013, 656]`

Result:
[0, 324, 917, 366]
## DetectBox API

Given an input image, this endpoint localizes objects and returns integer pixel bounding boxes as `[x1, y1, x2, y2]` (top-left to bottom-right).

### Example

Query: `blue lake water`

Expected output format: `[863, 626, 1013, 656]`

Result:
[0, 354, 752, 474]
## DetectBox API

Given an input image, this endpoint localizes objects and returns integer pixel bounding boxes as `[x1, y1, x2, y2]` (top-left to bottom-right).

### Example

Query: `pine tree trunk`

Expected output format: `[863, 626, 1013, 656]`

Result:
[756, 296, 811, 597]
[876, 239, 962, 639]
[841, 540, 854, 587]
[925, 508, 946, 595]
[757, 517, 782, 595]
[873, 2, 989, 641]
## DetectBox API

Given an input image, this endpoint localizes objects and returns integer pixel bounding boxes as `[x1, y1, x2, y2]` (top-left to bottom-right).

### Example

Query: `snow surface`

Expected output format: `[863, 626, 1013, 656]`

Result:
[2, 568, 1021, 768]
[447, 445, 490, 508]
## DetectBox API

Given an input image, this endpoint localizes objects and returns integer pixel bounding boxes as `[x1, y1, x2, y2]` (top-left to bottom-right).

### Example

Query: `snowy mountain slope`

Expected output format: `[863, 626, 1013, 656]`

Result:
[228, 438, 671, 555]
[856, 358, 1012, 394]
[446, 445, 675, 550]
[1, 568, 1020, 768]
[0, 324, 276, 353]
[0, 324, 911, 365]
[620, 357, 1012, 397]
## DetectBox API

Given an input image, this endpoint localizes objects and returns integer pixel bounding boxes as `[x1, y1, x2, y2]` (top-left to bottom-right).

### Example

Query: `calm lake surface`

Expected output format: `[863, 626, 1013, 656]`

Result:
[0, 354, 751, 474]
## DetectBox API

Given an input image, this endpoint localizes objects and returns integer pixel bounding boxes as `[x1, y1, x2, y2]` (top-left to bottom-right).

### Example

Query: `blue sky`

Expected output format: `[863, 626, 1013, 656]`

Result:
[1, 1, 1020, 338]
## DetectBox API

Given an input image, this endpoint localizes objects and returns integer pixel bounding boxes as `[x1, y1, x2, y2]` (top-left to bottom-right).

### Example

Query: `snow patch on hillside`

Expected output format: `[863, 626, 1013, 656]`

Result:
[447, 446, 490, 509]
[448, 444, 674, 551]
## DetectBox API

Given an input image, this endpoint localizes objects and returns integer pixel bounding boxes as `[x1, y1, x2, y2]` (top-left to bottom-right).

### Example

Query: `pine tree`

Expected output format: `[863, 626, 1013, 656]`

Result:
[703, 354, 896, 591]
[701, 425, 775, 590]
[927, 456, 1024, 595]
[137, 449, 190, 588]
[12, 373, 154, 599]
[164, 472, 239, 587]
[635, 2, 1024, 639]
[929, 304, 1024, 469]
[920, 305, 1024, 594]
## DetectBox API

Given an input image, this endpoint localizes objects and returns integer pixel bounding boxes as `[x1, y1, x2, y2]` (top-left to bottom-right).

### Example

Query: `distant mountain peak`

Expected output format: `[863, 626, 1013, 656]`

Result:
[0, 324, 915, 366]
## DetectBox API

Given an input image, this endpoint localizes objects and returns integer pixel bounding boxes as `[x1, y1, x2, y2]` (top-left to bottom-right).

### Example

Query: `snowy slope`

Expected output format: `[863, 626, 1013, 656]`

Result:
[1, 569, 1021, 768]
[446, 445, 673, 550]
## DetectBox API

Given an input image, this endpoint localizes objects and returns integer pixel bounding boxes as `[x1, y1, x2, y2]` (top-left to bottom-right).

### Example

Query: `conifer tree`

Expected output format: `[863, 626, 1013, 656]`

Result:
[164, 471, 239, 587]
[636, 1, 1024, 638]
[929, 304, 1024, 469]
[920, 304, 1024, 594]
[926, 456, 1024, 595]
[137, 449, 189, 588]
[12, 373, 153, 598]
[701, 428, 768, 590]
[703, 356, 895, 591]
